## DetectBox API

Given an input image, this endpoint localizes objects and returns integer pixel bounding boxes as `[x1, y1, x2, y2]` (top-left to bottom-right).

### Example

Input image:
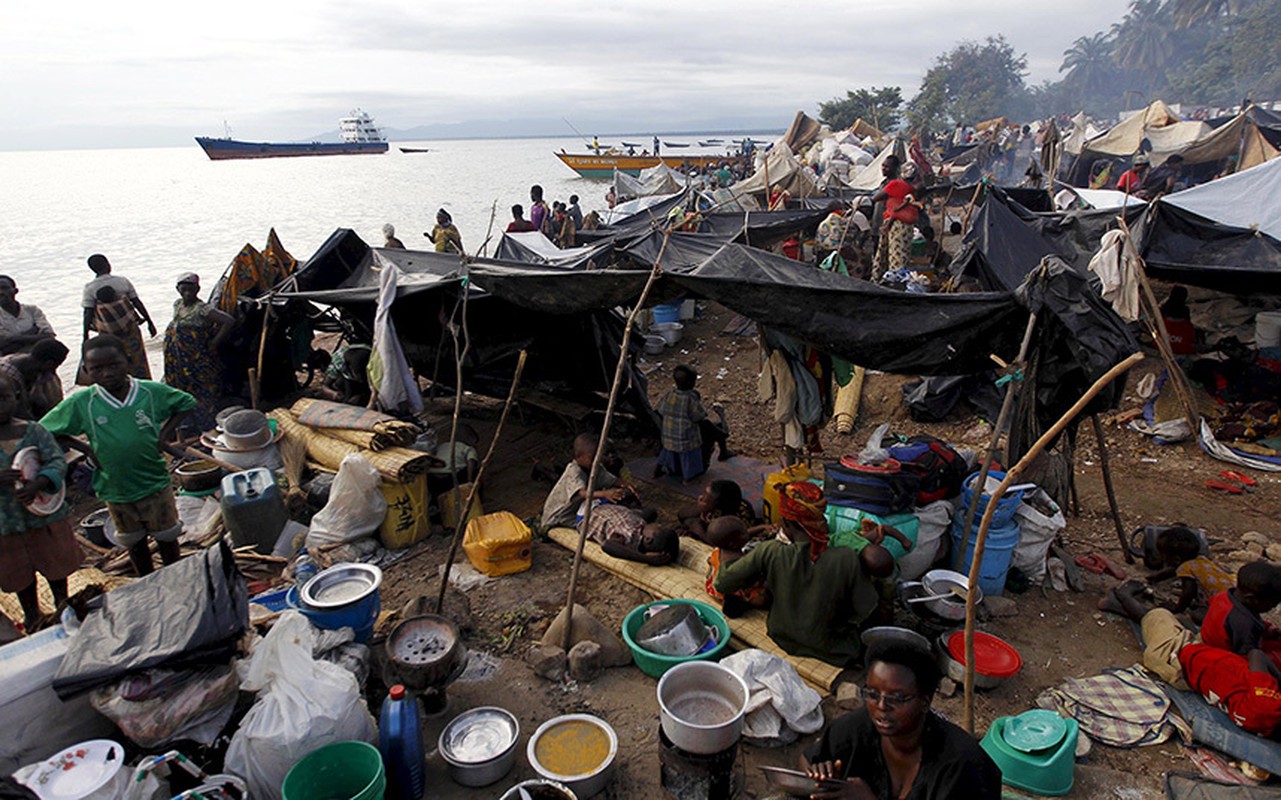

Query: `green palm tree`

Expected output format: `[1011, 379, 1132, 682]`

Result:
[1060, 32, 1117, 95]
[1112, 0, 1174, 83]
[1169, 0, 1259, 29]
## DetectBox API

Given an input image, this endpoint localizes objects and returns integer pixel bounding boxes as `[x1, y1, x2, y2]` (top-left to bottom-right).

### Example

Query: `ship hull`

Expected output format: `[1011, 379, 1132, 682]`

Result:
[555, 152, 730, 178]
[195, 137, 388, 160]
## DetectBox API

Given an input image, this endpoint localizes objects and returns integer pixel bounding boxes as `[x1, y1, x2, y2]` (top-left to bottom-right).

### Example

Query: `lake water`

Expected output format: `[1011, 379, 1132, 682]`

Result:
[0, 133, 754, 384]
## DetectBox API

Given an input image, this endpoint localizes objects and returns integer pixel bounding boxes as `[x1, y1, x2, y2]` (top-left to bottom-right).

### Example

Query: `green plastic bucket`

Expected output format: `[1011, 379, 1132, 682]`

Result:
[621, 599, 731, 679]
[282, 741, 385, 800]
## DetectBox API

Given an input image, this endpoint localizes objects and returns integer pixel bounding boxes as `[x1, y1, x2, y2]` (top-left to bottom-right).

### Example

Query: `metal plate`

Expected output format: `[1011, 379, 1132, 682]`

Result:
[300, 563, 382, 609]
[441, 707, 519, 764]
[758, 766, 843, 794]
[860, 625, 931, 653]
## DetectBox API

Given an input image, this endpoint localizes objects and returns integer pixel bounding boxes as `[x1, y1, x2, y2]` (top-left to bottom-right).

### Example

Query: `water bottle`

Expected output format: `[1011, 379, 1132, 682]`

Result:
[293, 547, 318, 589]
[379, 685, 425, 800]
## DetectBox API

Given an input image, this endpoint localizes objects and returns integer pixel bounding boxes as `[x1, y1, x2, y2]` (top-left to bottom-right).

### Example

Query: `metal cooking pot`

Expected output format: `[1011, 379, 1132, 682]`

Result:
[300, 563, 383, 609]
[635, 604, 710, 657]
[527, 715, 617, 799]
[657, 661, 749, 755]
[936, 631, 1006, 690]
[439, 707, 520, 788]
[918, 569, 983, 621]
[174, 459, 224, 492]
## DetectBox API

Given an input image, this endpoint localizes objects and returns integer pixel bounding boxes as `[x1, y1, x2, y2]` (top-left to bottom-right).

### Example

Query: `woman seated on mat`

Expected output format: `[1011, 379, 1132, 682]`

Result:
[805, 639, 1002, 799]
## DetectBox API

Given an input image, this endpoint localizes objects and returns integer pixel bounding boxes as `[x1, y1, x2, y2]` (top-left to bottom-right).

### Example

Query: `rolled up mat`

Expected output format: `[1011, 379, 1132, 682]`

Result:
[833, 366, 865, 435]
[269, 409, 433, 483]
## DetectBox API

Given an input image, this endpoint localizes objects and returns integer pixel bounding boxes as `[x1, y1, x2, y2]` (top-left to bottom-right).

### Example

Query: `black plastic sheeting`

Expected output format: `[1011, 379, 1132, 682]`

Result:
[670, 245, 1029, 375]
[950, 188, 1143, 291]
[1133, 202, 1281, 293]
[52, 542, 248, 699]
[901, 374, 1003, 423]
[699, 208, 830, 246]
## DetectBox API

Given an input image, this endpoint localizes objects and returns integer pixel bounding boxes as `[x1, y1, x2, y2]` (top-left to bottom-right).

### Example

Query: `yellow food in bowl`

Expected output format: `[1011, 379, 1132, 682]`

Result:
[534, 720, 610, 776]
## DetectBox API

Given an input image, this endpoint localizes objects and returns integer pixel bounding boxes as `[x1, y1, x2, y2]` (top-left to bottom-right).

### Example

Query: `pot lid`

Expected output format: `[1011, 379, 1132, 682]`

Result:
[1002, 709, 1068, 752]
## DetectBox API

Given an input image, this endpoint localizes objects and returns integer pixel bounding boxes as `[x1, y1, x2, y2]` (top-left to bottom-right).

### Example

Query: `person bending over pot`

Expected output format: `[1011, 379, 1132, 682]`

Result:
[804, 639, 1002, 799]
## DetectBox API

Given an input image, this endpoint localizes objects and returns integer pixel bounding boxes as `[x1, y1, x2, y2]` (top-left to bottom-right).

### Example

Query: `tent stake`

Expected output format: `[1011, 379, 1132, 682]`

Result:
[562, 233, 670, 652]
[963, 352, 1143, 733]
[1092, 414, 1133, 564]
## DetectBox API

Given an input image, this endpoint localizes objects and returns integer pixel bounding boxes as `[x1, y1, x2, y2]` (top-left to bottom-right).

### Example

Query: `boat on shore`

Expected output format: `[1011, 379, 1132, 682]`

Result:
[196, 110, 389, 161]
[555, 151, 732, 178]
[399, 146, 432, 153]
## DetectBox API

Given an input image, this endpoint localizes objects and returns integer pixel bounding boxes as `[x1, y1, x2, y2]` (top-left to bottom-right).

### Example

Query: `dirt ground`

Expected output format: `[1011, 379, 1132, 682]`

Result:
[364, 298, 1281, 799]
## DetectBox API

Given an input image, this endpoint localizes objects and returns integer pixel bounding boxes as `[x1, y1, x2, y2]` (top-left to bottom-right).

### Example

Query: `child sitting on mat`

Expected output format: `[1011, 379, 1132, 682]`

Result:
[541, 432, 648, 530]
[678, 479, 758, 543]
[704, 516, 770, 617]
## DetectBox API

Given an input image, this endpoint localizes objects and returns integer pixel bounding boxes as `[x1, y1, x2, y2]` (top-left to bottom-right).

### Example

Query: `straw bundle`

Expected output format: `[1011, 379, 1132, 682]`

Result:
[546, 527, 842, 692]
[0, 567, 129, 624]
[833, 366, 865, 435]
[270, 408, 434, 483]
[290, 398, 419, 450]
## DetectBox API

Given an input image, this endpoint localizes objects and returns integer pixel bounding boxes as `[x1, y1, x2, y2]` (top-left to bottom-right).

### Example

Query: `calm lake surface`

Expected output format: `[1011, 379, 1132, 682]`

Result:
[0, 133, 756, 383]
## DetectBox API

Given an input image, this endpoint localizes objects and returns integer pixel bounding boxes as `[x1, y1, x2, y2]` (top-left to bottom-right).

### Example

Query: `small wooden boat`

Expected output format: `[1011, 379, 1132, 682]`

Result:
[663, 141, 691, 148]
[399, 147, 432, 153]
[555, 151, 731, 178]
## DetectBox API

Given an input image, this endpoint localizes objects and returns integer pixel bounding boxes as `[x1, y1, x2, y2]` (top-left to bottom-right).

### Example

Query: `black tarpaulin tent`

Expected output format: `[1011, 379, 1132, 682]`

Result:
[1133, 156, 1281, 292]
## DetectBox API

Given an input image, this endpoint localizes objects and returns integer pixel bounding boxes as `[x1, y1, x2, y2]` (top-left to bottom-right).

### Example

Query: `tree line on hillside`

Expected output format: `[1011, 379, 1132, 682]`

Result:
[818, 0, 1281, 134]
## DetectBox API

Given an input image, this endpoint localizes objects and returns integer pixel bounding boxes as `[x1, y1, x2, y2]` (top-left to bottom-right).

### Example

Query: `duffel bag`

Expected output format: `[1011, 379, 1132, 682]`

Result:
[824, 458, 920, 516]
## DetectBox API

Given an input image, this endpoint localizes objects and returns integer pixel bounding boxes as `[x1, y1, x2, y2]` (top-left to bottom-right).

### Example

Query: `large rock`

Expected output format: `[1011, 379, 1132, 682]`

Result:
[568, 641, 604, 683]
[541, 604, 632, 667]
[526, 644, 567, 682]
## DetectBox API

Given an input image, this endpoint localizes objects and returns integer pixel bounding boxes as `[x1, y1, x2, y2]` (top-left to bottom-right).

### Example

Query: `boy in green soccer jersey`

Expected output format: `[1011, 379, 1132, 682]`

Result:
[41, 335, 195, 576]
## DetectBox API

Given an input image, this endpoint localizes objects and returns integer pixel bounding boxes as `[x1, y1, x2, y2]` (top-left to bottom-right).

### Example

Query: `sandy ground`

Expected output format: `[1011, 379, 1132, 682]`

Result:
[362, 298, 1281, 799]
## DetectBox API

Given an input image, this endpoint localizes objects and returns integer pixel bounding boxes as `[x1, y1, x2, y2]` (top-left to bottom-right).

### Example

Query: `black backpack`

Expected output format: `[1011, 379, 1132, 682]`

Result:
[886, 434, 970, 505]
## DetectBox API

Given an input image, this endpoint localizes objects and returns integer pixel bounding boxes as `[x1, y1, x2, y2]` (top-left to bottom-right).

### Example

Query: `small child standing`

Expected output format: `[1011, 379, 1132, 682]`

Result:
[0, 375, 80, 632]
[656, 365, 712, 484]
[41, 335, 195, 577]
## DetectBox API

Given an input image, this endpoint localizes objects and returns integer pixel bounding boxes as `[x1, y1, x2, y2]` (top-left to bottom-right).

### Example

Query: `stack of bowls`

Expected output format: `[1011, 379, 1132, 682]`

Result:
[209, 409, 282, 470]
[288, 563, 382, 643]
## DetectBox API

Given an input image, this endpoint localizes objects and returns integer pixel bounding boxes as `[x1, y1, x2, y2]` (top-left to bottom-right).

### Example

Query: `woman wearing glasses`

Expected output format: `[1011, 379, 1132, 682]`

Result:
[804, 640, 1002, 799]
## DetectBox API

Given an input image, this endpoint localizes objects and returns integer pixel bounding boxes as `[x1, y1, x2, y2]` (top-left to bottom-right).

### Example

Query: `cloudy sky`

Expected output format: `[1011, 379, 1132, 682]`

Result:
[2, 0, 1127, 150]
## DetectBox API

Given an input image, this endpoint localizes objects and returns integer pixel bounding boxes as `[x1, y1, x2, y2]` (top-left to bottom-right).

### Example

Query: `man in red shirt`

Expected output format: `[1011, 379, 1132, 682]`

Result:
[505, 204, 536, 233]
[1116, 154, 1150, 194]
[1180, 644, 1281, 736]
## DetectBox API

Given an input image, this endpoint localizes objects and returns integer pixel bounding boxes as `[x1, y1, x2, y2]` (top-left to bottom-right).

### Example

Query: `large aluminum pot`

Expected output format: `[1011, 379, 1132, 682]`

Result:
[656, 661, 749, 755]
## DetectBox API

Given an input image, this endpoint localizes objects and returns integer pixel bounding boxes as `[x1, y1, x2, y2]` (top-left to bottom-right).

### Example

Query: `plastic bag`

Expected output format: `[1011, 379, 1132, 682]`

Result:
[1011, 487, 1066, 583]
[306, 453, 387, 550]
[224, 612, 377, 800]
[857, 422, 892, 466]
[90, 665, 239, 748]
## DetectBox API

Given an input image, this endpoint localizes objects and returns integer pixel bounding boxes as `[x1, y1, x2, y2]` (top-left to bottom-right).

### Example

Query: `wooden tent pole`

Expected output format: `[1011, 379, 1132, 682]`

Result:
[958, 309, 1039, 545]
[562, 233, 670, 651]
[1092, 414, 1134, 564]
[964, 352, 1143, 733]
[436, 350, 527, 613]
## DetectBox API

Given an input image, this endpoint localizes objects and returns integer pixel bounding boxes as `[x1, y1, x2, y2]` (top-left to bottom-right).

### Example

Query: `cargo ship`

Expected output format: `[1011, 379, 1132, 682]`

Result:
[196, 110, 389, 160]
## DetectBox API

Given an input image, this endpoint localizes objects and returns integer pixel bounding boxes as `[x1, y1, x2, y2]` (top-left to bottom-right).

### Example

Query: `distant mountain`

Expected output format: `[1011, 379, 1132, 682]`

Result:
[380, 114, 787, 142]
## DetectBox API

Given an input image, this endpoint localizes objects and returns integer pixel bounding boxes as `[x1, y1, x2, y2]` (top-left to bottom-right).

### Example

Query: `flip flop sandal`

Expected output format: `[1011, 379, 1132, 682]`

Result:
[1205, 479, 1244, 494]
[1075, 554, 1108, 575]
[1220, 470, 1257, 492]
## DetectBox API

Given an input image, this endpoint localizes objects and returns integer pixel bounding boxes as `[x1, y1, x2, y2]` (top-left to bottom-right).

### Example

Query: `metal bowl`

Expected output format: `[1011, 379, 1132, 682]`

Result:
[174, 459, 224, 492]
[499, 780, 578, 800]
[635, 603, 710, 658]
[527, 714, 617, 799]
[385, 614, 466, 689]
[935, 631, 1007, 690]
[861, 626, 932, 653]
[920, 569, 983, 621]
[439, 706, 520, 788]
[300, 563, 383, 609]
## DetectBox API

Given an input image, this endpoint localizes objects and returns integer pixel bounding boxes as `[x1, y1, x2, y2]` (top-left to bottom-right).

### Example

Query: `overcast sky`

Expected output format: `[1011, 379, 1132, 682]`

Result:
[2, 0, 1127, 150]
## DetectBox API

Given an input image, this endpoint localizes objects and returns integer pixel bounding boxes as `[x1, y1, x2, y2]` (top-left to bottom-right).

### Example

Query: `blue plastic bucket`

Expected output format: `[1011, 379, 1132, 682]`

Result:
[652, 303, 681, 325]
[286, 584, 381, 643]
[950, 516, 1020, 597]
[959, 470, 1024, 528]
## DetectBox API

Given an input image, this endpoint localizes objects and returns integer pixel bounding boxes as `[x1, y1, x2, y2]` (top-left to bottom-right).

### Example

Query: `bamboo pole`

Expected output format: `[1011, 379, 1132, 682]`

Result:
[963, 351, 1144, 732]
[562, 233, 670, 652]
[436, 350, 527, 612]
[1092, 414, 1134, 564]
